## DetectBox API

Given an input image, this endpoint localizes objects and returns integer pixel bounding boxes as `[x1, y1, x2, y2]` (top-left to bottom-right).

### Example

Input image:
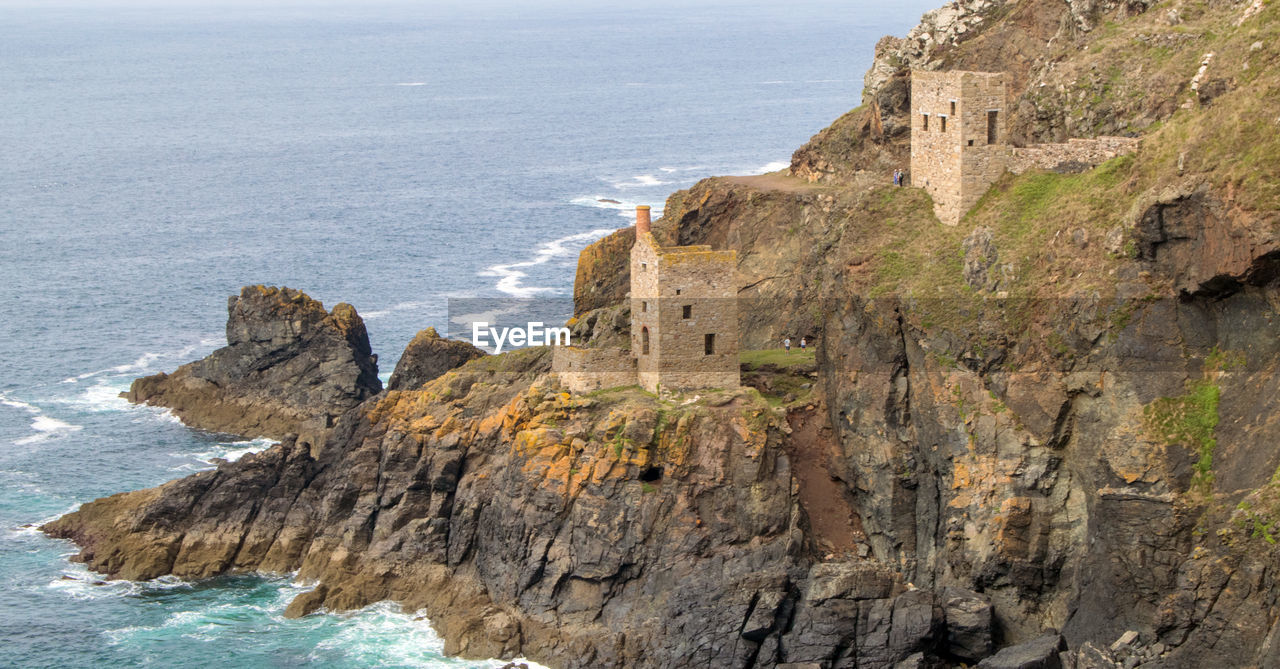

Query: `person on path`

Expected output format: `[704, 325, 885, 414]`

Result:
[784, 337, 791, 354]
[800, 337, 807, 351]
[892, 169, 900, 186]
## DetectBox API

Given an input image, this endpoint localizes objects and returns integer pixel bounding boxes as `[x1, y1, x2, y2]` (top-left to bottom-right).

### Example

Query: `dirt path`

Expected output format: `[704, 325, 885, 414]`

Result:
[722, 173, 831, 194]
[786, 407, 864, 558]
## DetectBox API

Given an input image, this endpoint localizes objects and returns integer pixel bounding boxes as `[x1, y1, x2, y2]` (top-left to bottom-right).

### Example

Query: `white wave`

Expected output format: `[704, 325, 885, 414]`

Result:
[0, 394, 39, 413]
[313, 601, 550, 668]
[182, 438, 275, 469]
[756, 160, 790, 173]
[658, 165, 708, 173]
[759, 80, 790, 84]
[62, 345, 201, 384]
[361, 300, 431, 321]
[13, 412, 82, 446]
[480, 229, 616, 298]
[569, 195, 664, 220]
[395, 82, 428, 86]
[609, 174, 670, 189]
[44, 380, 133, 414]
[49, 563, 144, 601]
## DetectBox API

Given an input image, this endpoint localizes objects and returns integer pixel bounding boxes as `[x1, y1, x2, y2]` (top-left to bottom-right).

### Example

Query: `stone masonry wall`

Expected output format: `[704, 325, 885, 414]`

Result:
[651, 247, 739, 392]
[552, 346, 637, 393]
[1008, 136, 1140, 174]
[630, 233, 739, 393]
[911, 70, 1007, 226]
[958, 72, 1007, 221]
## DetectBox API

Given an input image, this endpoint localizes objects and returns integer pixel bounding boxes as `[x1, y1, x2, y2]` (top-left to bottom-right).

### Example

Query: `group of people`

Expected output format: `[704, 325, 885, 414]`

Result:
[782, 337, 807, 353]
[892, 168, 906, 186]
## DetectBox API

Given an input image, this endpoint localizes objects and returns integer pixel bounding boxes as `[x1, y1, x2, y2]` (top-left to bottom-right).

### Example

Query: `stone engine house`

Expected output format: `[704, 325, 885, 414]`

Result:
[910, 69, 1139, 225]
[554, 206, 739, 394]
[630, 206, 739, 393]
[910, 70, 1008, 226]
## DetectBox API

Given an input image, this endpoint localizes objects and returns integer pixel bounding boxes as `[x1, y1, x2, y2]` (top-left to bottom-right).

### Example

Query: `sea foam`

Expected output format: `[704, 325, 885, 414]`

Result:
[480, 228, 617, 298]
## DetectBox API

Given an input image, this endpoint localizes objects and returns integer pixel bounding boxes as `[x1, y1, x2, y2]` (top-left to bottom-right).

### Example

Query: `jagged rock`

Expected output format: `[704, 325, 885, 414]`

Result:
[942, 587, 994, 660]
[978, 632, 1068, 669]
[387, 327, 485, 391]
[1072, 641, 1121, 669]
[124, 285, 381, 440]
[963, 226, 999, 291]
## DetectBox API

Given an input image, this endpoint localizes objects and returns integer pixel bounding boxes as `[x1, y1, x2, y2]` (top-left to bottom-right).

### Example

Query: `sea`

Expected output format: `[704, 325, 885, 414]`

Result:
[0, 1, 935, 666]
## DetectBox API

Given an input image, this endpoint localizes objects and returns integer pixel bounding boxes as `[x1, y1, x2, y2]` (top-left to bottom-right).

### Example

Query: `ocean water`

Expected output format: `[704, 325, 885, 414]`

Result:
[0, 1, 935, 666]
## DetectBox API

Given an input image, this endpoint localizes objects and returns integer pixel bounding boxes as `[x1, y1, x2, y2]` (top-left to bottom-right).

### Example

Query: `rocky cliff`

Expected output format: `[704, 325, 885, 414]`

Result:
[387, 327, 487, 391]
[41, 0, 1280, 667]
[124, 285, 382, 440]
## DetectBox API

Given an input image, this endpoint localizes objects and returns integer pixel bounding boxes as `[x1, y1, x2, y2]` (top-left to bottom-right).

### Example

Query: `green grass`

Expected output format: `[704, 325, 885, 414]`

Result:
[1143, 378, 1221, 498]
[740, 348, 816, 370]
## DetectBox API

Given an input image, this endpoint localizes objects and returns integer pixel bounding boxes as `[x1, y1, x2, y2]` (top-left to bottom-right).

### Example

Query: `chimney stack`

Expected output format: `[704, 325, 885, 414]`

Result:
[635, 205, 651, 236]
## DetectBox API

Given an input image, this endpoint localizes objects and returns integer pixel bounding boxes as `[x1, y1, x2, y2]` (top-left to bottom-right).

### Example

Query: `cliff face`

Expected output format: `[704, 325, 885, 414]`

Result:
[125, 285, 382, 440]
[558, 0, 1280, 664]
[46, 345, 1006, 667]
[41, 0, 1280, 667]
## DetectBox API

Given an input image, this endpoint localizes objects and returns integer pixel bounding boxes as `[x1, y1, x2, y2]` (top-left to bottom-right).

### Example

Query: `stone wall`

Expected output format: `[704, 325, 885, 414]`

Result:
[630, 232, 739, 393]
[552, 346, 637, 393]
[910, 70, 1007, 225]
[1008, 136, 1140, 174]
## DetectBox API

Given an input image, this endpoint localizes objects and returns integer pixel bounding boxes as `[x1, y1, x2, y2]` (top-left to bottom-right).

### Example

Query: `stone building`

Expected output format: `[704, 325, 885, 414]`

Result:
[910, 70, 1008, 226]
[910, 69, 1139, 225]
[554, 206, 739, 394]
[630, 206, 739, 393]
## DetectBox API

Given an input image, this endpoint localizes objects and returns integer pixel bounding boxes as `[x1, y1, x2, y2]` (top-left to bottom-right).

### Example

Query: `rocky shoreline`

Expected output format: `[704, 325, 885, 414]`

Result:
[41, 0, 1280, 666]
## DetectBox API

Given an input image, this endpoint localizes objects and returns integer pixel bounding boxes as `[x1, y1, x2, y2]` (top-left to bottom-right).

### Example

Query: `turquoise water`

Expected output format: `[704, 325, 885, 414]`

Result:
[0, 1, 934, 665]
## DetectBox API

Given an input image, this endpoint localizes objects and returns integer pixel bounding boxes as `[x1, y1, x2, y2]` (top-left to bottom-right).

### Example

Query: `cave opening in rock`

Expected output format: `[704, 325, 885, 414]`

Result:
[639, 465, 663, 482]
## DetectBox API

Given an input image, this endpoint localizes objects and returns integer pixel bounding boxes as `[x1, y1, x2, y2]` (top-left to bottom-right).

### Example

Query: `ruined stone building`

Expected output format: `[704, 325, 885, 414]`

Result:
[910, 69, 1139, 225]
[554, 206, 739, 394]
[911, 70, 1009, 226]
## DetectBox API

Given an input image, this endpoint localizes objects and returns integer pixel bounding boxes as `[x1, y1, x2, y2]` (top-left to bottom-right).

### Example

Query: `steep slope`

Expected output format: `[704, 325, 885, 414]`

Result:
[562, 0, 1280, 663]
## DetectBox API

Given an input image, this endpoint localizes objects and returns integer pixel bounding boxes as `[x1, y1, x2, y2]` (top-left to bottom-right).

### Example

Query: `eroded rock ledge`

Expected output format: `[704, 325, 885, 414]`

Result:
[46, 349, 1001, 668]
[124, 285, 382, 440]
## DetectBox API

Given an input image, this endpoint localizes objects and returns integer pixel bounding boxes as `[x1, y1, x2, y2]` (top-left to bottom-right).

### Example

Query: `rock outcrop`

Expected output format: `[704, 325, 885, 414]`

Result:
[125, 285, 381, 440]
[42, 0, 1280, 667]
[387, 327, 486, 391]
[45, 347, 999, 667]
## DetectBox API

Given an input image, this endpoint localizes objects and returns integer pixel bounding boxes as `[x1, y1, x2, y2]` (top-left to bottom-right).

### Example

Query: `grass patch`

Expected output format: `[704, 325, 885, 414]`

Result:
[1143, 377, 1221, 498]
[740, 348, 816, 370]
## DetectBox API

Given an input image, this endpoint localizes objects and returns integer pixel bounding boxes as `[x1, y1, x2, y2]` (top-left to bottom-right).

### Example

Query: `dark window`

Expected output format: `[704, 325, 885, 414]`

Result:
[641, 327, 650, 355]
[641, 301, 647, 313]
[704, 333, 715, 355]
[922, 114, 929, 131]
[950, 100, 956, 115]
[940, 116, 947, 133]
[987, 111, 999, 144]
[675, 289, 681, 295]
[968, 139, 974, 147]
[682, 305, 692, 319]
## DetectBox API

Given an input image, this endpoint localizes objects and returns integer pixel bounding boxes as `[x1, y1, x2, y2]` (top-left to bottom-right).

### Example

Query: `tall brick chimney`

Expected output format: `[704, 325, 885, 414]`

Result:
[635, 205, 651, 236]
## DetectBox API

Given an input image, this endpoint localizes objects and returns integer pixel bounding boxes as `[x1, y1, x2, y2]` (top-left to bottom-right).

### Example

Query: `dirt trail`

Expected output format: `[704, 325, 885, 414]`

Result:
[786, 407, 863, 557]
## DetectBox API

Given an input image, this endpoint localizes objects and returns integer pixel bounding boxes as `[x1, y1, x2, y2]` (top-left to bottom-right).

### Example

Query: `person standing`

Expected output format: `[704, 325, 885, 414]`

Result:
[800, 337, 806, 351]
[892, 169, 900, 186]
[784, 337, 791, 354]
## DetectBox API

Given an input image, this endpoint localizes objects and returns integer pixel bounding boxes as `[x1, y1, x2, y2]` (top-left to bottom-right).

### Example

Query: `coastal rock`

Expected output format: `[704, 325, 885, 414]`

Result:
[124, 285, 381, 440]
[386, 327, 486, 391]
[977, 632, 1067, 669]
